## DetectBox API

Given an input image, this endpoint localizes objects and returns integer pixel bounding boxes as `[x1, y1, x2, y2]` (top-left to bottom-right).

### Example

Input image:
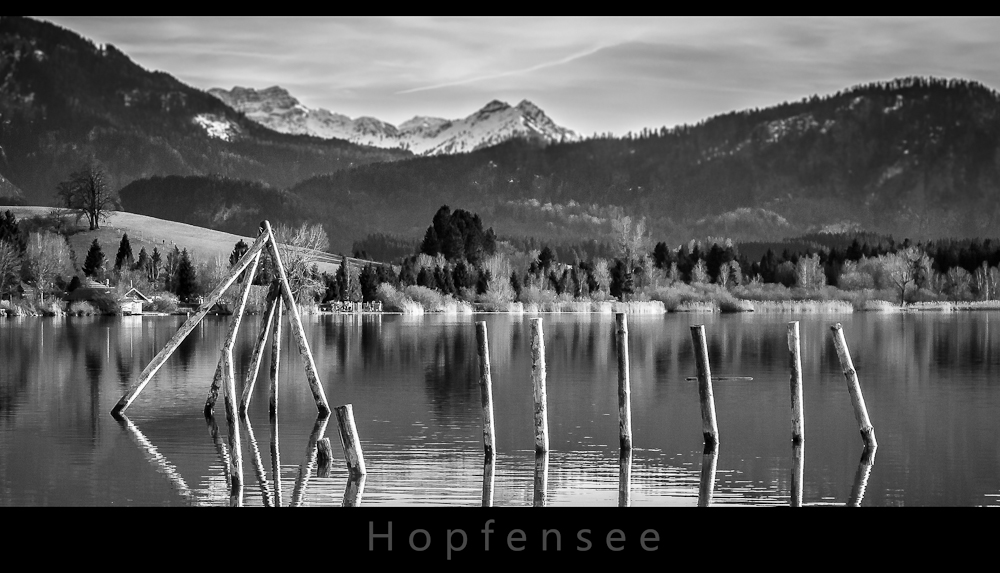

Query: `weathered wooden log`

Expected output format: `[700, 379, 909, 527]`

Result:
[270, 412, 282, 507]
[111, 229, 270, 417]
[830, 323, 877, 448]
[239, 291, 278, 415]
[230, 482, 244, 508]
[290, 415, 328, 507]
[531, 318, 549, 454]
[791, 442, 804, 508]
[616, 313, 633, 451]
[847, 445, 877, 507]
[698, 443, 719, 507]
[242, 414, 271, 507]
[788, 321, 805, 444]
[690, 325, 720, 446]
[475, 321, 497, 457]
[117, 415, 199, 506]
[316, 437, 333, 478]
[269, 298, 283, 418]
[684, 376, 753, 381]
[533, 451, 549, 508]
[335, 404, 367, 477]
[264, 221, 329, 416]
[223, 348, 243, 492]
[343, 473, 367, 507]
[619, 448, 633, 508]
[482, 452, 496, 508]
[209, 251, 262, 417]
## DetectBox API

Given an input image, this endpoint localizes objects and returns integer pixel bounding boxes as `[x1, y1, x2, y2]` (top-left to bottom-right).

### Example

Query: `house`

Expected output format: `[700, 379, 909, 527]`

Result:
[121, 287, 152, 315]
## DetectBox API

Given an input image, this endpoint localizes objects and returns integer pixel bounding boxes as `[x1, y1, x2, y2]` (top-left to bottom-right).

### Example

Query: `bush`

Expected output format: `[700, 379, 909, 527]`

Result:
[151, 293, 179, 313]
[68, 301, 99, 316]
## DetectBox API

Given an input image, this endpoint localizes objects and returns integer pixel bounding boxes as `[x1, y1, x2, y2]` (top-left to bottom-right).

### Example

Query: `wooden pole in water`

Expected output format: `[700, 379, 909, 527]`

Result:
[847, 445, 877, 507]
[791, 442, 804, 507]
[788, 321, 805, 444]
[533, 452, 549, 507]
[619, 448, 633, 508]
[830, 323, 877, 448]
[335, 404, 367, 477]
[269, 298, 283, 418]
[223, 348, 243, 492]
[616, 313, 633, 451]
[482, 453, 495, 508]
[264, 221, 329, 416]
[475, 321, 496, 458]
[530, 318, 549, 453]
[316, 437, 333, 478]
[690, 325, 720, 446]
[111, 229, 270, 417]
[698, 443, 719, 507]
[239, 290, 277, 415]
[208, 251, 261, 417]
[343, 474, 367, 507]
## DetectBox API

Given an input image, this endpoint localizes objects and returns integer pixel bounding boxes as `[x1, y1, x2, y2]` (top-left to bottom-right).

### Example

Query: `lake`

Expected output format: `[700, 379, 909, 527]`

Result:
[2, 311, 999, 506]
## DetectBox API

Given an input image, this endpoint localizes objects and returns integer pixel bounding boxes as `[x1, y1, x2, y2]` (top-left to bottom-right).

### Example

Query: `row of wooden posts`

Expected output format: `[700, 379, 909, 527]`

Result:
[475, 314, 878, 506]
[110, 221, 368, 506]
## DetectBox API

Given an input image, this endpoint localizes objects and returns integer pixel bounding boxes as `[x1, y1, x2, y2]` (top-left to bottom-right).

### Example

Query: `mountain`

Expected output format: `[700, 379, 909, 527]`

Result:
[0, 16, 411, 206]
[209, 86, 580, 155]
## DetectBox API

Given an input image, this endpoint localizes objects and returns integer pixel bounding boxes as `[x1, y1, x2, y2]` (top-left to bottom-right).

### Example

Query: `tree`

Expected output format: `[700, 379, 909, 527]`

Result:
[272, 222, 329, 303]
[359, 264, 379, 302]
[134, 247, 149, 274]
[880, 247, 931, 304]
[114, 233, 134, 271]
[83, 239, 106, 280]
[56, 163, 120, 230]
[0, 210, 25, 253]
[149, 247, 162, 284]
[0, 239, 21, 299]
[229, 240, 249, 267]
[174, 248, 198, 302]
[24, 231, 73, 296]
[795, 254, 826, 289]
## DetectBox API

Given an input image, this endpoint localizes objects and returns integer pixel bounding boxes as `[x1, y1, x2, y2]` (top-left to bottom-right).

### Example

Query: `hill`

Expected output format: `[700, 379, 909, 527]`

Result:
[0, 16, 411, 206]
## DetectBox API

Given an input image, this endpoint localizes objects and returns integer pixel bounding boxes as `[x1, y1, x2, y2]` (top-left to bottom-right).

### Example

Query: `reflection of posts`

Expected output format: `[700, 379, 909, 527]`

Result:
[616, 313, 633, 452]
[787, 321, 805, 444]
[475, 322, 497, 458]
[533, 452, 549, 507]
[316, 437, 333, 478]
[847, 446, 877, 507]
[335, 404, 367, 477]
[690, 325, 720, 447]
[530, 318, 549, 454]
[117, 415, 200, 506]
[343, 474, 366, 507]
[791, 442, 804, 507]
[619, 448, 633, 508]
[243, 415, 271, 507]
[698, 444, 719, 507]
[206, 414, 231, 490]
[482, 453, 496, 508]
[270, 413, 282, 507]
[290, 415, 330, 508]
[830, 324, 877, 448]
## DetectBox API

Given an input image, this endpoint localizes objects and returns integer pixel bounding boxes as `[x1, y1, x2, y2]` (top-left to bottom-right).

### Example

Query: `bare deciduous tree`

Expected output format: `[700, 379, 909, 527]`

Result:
[0, 239, 21, 299]
[25, 231, 73, 297]
[272, 222, 329, 303]
[56, 163, 120, 231]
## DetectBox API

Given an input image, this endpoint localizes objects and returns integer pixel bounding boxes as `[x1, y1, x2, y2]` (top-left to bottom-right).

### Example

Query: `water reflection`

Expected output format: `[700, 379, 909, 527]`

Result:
[534, 452, 549, 507]
[482, 453, 495, 507]
[618, 449, 632, 507]
[117, 414, 200, 506]
[290, 415, 329, 508]
[698, 444, 719, 507]
[344, 474, 366, 507]
[847, 446, 877, 507]
[243, 415, 272, 507]
[791, 442, 804, 507]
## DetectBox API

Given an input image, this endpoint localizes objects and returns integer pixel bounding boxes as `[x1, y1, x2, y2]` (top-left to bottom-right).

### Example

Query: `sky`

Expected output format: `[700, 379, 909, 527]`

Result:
[38, 16, 1000, 137]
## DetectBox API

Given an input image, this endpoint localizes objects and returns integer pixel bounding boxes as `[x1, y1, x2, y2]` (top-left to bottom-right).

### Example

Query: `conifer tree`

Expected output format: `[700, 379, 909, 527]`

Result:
[134, 247, 149, 273]
[83, 239, 105, 279]
[174, 248, 198, 302]
[114, 233, 134, 271]
[149, 247, 161, 284]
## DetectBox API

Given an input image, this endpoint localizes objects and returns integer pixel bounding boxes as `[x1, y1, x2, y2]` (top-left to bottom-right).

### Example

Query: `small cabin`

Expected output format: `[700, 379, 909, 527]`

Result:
[121, 287, 152, 315]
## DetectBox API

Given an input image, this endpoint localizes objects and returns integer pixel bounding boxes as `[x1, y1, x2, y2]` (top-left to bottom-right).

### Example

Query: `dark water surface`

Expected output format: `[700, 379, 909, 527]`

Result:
[2, 311, 999, 506]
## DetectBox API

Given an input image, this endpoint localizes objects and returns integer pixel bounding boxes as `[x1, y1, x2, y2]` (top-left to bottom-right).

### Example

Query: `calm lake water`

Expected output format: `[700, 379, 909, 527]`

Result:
[2, 311, 999, 507]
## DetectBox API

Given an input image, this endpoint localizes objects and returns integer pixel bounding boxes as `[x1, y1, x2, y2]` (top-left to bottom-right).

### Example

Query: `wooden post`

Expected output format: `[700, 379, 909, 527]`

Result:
[239, 291, 277, 415]
[530, 318, 549, 453]
[533, 452, 549, 508]
[482, 453, 495, 508]
[335, 404, 367, 477]
[290, 415, 328, 508]
[223, 348, 243, 492]
[619, 448, 633, 508]
[616, 313, 633, 451]
[270, 412, 282, 507]
[208, 251, 261, 417]
[830, 323, 877, 448]
[475, 321, 496, 458]
[269, 298, 283, 418]
[698, 443, 719, 507]
[316, 437, 333, 478]
[847, 445, 877, 507]
[690, 325, 720, 446]
[264, 221, 330, 416]
[791, 442, 804, 508]
[788, 321, 805, 444]
[343, 474, 367, 507]
[111, 229, 270, 417]
[242, 415, 272, 507]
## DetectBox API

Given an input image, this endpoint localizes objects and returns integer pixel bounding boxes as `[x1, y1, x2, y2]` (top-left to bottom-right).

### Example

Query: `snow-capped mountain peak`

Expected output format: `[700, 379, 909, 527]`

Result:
[209, 86, 579, 155]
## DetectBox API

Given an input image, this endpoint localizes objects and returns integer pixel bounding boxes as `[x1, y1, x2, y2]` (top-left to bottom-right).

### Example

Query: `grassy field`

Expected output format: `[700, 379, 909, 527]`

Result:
[1, 206, 378, 275]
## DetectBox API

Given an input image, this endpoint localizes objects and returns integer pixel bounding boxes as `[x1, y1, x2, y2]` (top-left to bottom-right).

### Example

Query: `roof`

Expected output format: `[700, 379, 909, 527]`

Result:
[124, 287, 152, 303]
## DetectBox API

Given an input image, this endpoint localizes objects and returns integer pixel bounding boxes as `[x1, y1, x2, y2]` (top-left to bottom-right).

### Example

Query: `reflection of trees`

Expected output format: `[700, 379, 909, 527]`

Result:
[423, 326, 477, 415]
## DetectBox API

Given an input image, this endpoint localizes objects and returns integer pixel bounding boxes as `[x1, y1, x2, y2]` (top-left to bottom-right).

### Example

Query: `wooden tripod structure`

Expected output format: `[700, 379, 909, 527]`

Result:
[110, 220, 330, 418]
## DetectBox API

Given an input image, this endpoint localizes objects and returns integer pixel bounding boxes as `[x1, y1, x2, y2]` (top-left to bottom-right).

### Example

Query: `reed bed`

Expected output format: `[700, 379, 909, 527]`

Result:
[750, 300, 854, 313]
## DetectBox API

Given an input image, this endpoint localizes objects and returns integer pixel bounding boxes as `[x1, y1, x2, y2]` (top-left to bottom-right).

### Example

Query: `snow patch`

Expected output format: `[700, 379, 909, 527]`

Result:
[193, 114, 238, 141]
